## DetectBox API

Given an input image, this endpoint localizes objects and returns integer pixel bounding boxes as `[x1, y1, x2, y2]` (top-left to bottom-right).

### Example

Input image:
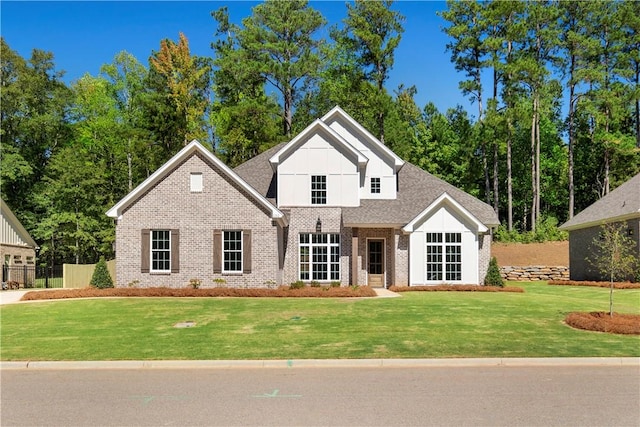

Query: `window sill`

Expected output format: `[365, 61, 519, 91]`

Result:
[150, 271, 171, 275]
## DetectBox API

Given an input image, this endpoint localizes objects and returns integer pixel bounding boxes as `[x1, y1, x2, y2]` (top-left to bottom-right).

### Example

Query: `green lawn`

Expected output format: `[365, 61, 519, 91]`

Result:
[1, 282, 638, 361]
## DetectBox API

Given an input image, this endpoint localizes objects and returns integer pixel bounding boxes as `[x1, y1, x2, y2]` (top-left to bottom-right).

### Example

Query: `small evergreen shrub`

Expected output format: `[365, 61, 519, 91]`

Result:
[330, 281, 341, 288]
[289, 280, 305, 290]
[484, 257, 504, 287]
[90, 258, 114, 289]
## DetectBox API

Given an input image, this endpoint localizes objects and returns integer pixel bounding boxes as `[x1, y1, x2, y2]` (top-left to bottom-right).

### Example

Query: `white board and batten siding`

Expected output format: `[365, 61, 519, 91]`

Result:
[327, 119, 396, 200]
[277, 131, 360, 207]
[408, 203, 480, 285]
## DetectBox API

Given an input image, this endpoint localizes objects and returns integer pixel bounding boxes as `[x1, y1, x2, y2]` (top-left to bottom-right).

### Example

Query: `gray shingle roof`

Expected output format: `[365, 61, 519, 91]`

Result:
[560, 172, 640, 231]
[235, 149, 499, 228]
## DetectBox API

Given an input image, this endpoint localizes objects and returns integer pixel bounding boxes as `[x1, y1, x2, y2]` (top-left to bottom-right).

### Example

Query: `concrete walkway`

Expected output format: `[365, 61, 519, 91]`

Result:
[0, 289, 44, 305]
[373, 288, 401, 298]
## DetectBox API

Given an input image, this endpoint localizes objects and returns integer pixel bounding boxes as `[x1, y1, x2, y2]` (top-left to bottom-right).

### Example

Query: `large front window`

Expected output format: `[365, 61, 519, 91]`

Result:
[426, 232, 462, 281]
[311, 175, 327, 205]
[223, 231, 242, 272]
[299, 233, 340, 281]
[151, 230, 171, 272]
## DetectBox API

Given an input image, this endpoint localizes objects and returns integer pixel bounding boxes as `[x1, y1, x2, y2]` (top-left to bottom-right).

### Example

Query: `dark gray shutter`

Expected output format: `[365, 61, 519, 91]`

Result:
[170, 229, 180, 273]
[141, 229, 150, 273]
[243, 230, 252, 274]
[213, 229, 222, 273]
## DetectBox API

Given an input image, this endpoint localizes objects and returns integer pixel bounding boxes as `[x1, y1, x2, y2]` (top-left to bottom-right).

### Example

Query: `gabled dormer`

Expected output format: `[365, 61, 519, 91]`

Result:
[322, 106, 404, 201]
[269, 106, 405, 208]
[269, 118, 368, 207]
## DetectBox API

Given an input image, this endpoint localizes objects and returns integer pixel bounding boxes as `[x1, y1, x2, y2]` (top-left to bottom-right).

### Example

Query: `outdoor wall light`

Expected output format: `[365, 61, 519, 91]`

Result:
[316, 217, 322, 233]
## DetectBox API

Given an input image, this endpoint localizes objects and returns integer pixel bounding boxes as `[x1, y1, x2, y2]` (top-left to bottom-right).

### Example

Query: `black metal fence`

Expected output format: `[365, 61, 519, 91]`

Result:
[2, 265, 63, 289]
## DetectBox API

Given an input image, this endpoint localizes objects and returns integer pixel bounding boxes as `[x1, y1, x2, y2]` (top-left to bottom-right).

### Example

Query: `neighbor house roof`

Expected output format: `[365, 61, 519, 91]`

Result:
[107, 140, 287, 226]
[1, 198, 37, 248]
[560, 172, 640, 231]
[235, 149, 499, 229]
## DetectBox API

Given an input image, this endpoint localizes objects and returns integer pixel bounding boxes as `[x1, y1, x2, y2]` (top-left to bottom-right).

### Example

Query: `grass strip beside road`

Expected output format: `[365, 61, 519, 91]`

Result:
[1, 282, 638, 361]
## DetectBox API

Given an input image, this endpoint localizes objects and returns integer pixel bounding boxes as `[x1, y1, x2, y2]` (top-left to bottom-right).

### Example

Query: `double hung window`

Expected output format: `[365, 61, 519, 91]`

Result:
[223, 231, 242, 273]
[151, 230, 171, 272]
[371, 177, 381, 194]
[299, 233, 340, 281]
[311, 175, 327, 205]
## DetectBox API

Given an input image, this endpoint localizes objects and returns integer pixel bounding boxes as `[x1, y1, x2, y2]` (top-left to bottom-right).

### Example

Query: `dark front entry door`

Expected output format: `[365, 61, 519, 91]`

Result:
[368, 240, 384, 288]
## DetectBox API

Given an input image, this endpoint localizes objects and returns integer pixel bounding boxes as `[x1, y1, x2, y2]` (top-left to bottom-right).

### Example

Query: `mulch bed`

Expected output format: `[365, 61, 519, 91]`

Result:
[565, 312, 640, 335]
[549, 280, 640, 289]
[389, 285, 524, 293]
[20, 286, 377, 301]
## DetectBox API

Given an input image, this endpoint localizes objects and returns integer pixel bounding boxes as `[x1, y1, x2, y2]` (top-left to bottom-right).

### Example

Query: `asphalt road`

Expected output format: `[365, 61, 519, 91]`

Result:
[2, 366, 639, 426]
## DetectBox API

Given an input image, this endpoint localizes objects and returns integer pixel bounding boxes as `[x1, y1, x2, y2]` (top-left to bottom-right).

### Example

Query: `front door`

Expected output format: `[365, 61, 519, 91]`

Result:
[368, 240, 385, 288]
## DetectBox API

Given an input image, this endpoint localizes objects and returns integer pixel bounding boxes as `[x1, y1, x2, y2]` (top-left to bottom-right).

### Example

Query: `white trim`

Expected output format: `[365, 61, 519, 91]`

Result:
[269, 119, 368, 171]
[366, 237, 386, 288]
[424, 232, 463, 283]
[321, 106, 405, 172]
[402, 192, 489, 234]
[222, 230, 243, 274]
[150, 230, 171, 273]
[106, 140, 287, 227]
[298, 233, 341, 282]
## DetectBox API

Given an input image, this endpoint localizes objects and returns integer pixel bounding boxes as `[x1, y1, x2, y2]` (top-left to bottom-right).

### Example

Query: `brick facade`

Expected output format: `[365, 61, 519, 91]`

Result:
[112, 143, 495, 289]
[115, 153, 280, 288]
[478, 233, 491, 284]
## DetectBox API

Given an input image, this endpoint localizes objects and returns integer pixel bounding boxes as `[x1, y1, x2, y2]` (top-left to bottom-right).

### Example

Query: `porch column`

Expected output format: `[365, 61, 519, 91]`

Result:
[389, 230, 396, 287]
[351, 228, 359, 285]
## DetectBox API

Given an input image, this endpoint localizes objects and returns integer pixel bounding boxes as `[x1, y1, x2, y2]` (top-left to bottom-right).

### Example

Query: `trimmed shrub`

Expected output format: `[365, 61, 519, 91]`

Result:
[484, 257, 504, 287]
[90, 258, 114, 289]
[289, 280, 305, 290]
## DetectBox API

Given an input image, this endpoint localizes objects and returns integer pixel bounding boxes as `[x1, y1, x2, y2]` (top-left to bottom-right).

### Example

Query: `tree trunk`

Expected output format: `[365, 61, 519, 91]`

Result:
[127, 138, 133, 192]
[284, 87, 293, 138]
[568, 56, 576, 219]
[530, 96, 538, 231]
[535, 99, 541, 226]
[507, 117, 513, 231]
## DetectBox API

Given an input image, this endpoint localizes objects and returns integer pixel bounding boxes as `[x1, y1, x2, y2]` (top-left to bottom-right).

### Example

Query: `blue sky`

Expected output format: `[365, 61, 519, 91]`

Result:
[1, 1, 479, 118]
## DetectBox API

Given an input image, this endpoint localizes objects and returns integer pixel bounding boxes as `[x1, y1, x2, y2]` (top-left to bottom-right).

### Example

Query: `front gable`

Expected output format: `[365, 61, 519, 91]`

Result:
[323, 106, 404, 201]
[270, 119, 367, 207]
[107, 140, 285, 225]
[403, 193, 488, 285]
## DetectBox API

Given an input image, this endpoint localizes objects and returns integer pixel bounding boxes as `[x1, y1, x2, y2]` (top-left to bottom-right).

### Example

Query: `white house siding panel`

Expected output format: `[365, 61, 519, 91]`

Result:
[0, 214, 29, 247]
[408, 204, 480, 285]
[277, 131, 359, 207]
[115, 153, 279, 288]
[326, 119, 396, 200]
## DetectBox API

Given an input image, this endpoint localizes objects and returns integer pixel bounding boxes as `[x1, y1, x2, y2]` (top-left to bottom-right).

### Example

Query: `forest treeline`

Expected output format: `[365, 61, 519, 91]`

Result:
[1, 0, 639, 265]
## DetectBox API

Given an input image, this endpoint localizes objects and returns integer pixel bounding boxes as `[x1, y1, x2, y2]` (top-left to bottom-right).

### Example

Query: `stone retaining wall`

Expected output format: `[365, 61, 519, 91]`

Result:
[500, 266, 569, 281]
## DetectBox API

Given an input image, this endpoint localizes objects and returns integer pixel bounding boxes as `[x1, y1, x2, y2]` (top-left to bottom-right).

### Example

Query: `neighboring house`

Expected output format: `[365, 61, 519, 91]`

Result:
[559, 173, 640, 281]
[1, 198, 38, 284]
[107, 106, 499, 288]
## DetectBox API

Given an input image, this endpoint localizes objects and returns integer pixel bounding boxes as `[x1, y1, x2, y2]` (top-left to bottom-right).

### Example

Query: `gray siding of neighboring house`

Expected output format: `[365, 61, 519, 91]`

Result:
[115, 153, 280, 288]
[569, 219, 640, 281]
